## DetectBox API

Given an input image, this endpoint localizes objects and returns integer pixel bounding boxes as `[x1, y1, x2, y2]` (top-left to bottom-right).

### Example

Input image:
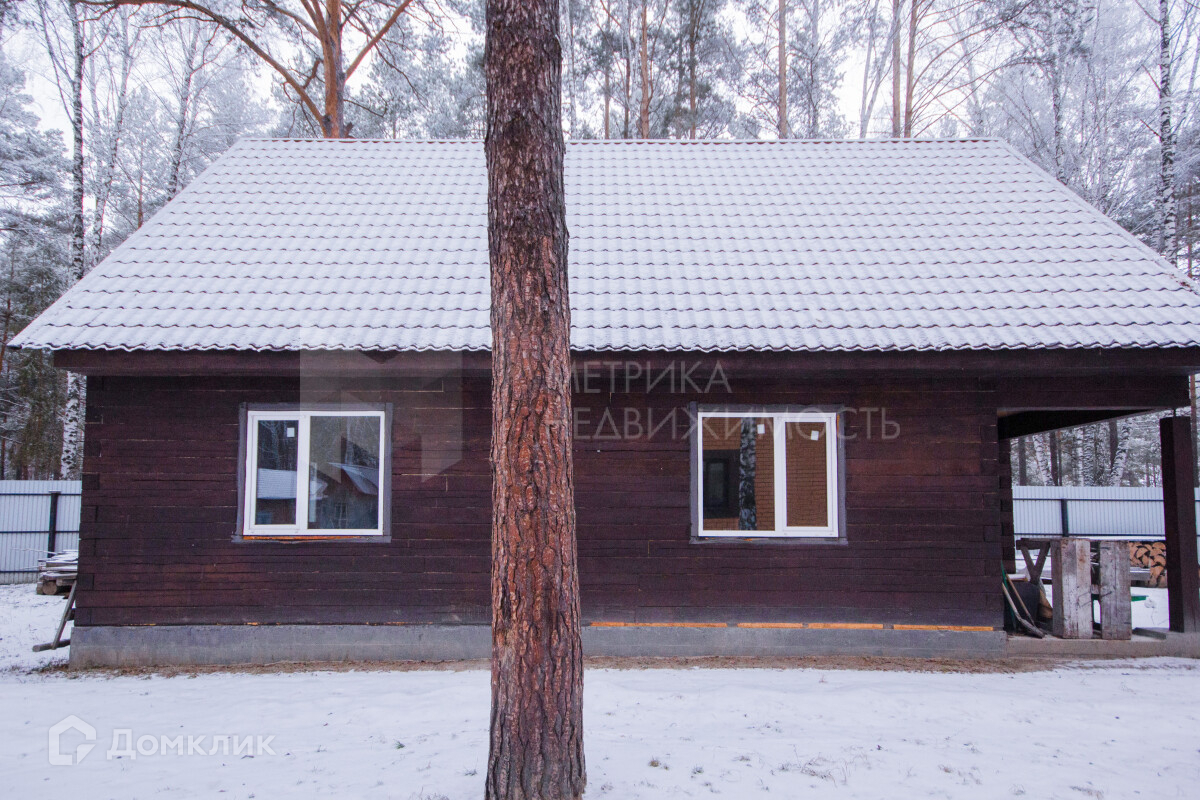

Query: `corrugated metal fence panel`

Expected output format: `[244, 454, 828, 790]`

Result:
[1013, 486, 1200, 539]
[0, 481, 82, 584]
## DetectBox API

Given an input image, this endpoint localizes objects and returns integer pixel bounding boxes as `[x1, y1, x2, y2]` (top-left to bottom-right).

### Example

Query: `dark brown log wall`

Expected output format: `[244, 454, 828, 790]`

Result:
[74, 368, 1005, 629]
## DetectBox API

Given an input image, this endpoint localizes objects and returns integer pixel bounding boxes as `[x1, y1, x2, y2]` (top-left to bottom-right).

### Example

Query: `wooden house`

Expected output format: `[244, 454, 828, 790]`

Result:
[13, 139, 1200, 665]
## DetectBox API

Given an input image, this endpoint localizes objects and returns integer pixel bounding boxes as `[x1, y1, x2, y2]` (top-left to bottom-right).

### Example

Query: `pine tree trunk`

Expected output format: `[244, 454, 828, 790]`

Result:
[638, 0, 651, 137]
[483, 0, 585, 797]
[1159, 0, 1176, 258]
[687, 3, 698, 139]
[903, 0, 917, 136]
[777, 0, 787, 138]
[321, 0, 348, 137]
[623, 1, 632, 138]
[60, 0, 87, 480]
[891, 0, 902, 138]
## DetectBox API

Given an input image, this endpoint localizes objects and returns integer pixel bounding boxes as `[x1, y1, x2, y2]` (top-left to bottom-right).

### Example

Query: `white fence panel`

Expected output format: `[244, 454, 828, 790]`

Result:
[0, 480, 82, 584]
[1013, 486, 1200, 541]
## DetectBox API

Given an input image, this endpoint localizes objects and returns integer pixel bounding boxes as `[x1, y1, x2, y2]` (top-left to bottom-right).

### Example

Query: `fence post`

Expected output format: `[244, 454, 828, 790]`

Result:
[46, 490, 60, 558]
[1059, 497, 1070, 537]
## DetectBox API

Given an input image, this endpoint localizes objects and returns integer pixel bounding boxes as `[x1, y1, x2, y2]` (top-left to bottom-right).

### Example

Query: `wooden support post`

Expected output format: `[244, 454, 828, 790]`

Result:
[1160, 417, 1200, 633]
[999, 438, 1016, 574]
[1098, 541, 1132, 640]
[1052, 538, 1092, 639]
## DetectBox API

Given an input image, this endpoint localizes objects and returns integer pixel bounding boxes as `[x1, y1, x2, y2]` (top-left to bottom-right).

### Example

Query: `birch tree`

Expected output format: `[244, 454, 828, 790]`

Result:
[86, 7, 142, 260]
[35, 0, 91, 478]
[1157, 0, 1177, 257]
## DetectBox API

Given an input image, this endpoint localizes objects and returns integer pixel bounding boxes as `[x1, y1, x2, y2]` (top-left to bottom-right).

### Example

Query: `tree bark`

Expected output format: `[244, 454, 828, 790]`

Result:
[638, 0, 651, 137]
[167, 25, 204, 200]
[623, 0, 632, 138]
[687, 0, 699, 139]
[891, 0, 902, 138]
[1017, 437, 1028, 485]
[777, 0, 788, 138]
[1050, 430, 1062, 486]
[60, 0, 87, 480]
[903, 0, 918, 137]
[1159, 0, 1176, 258]
[483, 0, 585, 798]
[320, 0, 348, 137]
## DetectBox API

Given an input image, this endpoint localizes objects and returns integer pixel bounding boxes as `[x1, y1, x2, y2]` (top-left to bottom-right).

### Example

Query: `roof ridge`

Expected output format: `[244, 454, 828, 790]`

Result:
[237, 137, 1003, 145]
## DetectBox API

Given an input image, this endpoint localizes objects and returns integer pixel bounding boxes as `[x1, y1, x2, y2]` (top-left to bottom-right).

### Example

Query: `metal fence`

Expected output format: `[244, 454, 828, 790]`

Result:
[0, 480, 81, 584]
[1013, 485, 1200, 541]
[1, 481, 1194, 583]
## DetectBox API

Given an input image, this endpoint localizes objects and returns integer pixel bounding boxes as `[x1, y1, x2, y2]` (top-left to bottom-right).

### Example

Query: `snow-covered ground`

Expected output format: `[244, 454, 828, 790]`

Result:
[2, 584, 1199, 799]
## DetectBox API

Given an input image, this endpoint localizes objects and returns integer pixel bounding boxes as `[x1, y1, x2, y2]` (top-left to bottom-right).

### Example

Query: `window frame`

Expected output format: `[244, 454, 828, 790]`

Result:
[236, 403, 392, 541]
[691, 405, 844, 542]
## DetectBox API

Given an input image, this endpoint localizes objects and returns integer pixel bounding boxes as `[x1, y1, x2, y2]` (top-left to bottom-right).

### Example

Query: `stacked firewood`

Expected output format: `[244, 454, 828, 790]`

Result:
[1129, 542, 1168, 588]
[36, 550, 78, 595]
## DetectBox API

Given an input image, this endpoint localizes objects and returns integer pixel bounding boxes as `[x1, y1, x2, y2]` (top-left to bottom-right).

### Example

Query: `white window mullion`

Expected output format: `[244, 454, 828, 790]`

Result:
[773, 416, 787, 535]
[826, 416, 838, 535]
[295, 414, 312, 533]
[246, 420, 261, 528]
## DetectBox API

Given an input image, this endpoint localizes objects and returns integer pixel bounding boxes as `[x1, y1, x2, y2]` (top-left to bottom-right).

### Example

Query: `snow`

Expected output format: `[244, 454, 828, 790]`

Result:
[2, 584, 1200, 799]
[1131, 587, 1171, 629]
[0, 583, 71, 672]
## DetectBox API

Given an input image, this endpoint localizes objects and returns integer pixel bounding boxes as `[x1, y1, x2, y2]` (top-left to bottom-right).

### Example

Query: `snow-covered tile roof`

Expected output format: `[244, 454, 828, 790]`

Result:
[13, 138, 1200, 353]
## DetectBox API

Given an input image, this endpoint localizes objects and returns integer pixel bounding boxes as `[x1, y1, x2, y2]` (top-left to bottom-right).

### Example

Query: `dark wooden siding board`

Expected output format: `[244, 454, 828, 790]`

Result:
[76, 372, 1010, 629]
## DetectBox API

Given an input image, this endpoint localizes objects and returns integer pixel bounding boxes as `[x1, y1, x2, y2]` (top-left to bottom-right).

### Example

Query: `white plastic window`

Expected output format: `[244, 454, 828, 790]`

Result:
[244, 410, 385, 537]
[696, 410, 839, 538]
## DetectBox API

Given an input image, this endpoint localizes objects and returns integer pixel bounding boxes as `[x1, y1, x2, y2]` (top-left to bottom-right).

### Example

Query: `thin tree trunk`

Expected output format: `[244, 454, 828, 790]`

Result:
[1105, 419, 1132, 486]
[167, 27, 200, 200]
[1049, 39, 1066, 183]
[623, 0, 632, 138]
[687, 1, 698, 139]
[564, 0, 579, 135]
[891, 0, 902, 137]
[604, 59, 612, 138]
[903, 0, 918, 136]
[60, 0, 86, 480]
[483, 0, 584, 797]
[1159, 0, 1177, 258]
[1050, 430, 1062, 486]
[1030, 433, 1051, 485]
[1187, 192, 1194, 277]
[858, 0, 879, 138]
[1018, 437, 1028, 485]
[777, 0, 788, 138]
[638, 0, 651, 137]
[90, 15, 138, 258]
[806, 0, 820, 137]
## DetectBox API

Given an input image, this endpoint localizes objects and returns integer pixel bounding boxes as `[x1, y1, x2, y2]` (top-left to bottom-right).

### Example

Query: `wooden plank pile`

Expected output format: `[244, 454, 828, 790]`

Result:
[36, 550, 77, 596]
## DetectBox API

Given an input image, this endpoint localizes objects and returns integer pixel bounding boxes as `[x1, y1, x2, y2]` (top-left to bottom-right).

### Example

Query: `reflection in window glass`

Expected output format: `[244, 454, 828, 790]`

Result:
[255, 419, 298, 525]
[308, 415, 382, 530]
[701, 416, 775, 531]
[784, 421, 828, 528]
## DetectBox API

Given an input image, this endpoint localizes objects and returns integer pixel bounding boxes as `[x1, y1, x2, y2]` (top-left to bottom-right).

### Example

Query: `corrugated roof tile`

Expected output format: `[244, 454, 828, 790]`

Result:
[12, 138, 1200, 353]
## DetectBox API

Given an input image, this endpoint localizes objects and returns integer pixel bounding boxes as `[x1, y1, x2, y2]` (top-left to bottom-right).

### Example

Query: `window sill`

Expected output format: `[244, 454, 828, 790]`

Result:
[235, 533, 391, 544]
[690, 534, 848, 546]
